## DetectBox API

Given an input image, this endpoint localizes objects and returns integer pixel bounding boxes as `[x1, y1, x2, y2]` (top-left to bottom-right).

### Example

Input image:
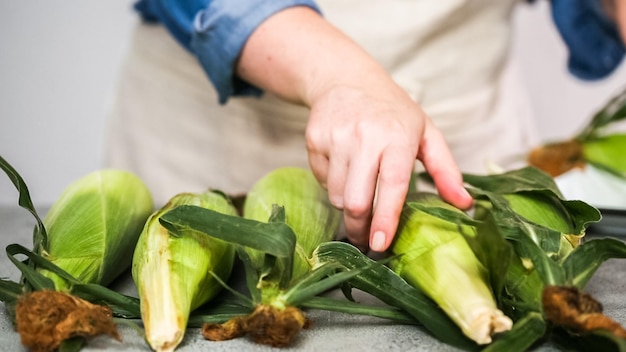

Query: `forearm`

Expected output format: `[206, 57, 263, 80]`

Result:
[236, 6, 402, 107]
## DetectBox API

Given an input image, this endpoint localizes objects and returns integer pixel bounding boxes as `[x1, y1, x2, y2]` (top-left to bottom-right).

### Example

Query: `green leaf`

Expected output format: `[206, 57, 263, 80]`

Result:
[6, 244, 67, 291]
[498, 256, 544, 321]
[188, 301, 253, 327]
[5, 242, 143, 319]
[282, 261, 345, 304]
[206, 270, 254, 309]
[300, 296, 417, 325]
[562, 237, 626, 288]
[160, 205, 296, 260]
[0, 155, 48, 251]
[284, 258, 388, 307]
[70, 283, 142, 319]
[0, 278, 22, 324]
[577, 87, 626, 140]
[405, 199, 482, 227]
[0, 278, 23, 303]
[265, 205, 294, 288]
[482, 312, 547, 352]
[471, 212, 514, 306]
[268, 203, 287, 224]
[57, 337, 86, 352]
[235, 247, 262, 304]
[315, 241, 477, 351]
[438, 166, 600, 237]
[552, 327, 626, 352]
[462, 166, 564, 198]
[470, 190, 566, 286]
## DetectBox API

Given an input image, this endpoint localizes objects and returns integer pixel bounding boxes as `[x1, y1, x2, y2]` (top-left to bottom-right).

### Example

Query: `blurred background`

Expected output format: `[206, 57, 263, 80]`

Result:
[1, 1, 626, 206]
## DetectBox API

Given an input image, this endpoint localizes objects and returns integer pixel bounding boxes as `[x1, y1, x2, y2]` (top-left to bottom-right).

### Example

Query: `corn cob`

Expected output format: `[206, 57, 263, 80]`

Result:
[132, 191, 237, 352]
[389, 193, 512, 345]
[157, 167, 343, 347]
[38, 169, 153, 291]
[243, 167, 341, 283]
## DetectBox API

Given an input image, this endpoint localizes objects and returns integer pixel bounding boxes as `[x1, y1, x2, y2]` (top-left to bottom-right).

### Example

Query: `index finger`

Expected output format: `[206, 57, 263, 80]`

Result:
[418, 122, 473, 210]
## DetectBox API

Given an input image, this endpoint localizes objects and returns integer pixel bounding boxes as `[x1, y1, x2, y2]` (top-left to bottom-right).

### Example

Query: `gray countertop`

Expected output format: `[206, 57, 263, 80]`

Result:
[1, 205, 625, 352]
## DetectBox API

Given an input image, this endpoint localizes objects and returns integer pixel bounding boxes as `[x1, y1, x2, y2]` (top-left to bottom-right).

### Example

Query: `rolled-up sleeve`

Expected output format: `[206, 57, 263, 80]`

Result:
[192, 0, 321, 103]
[550, 0, 625, 80]
[134, 0, 321, 104]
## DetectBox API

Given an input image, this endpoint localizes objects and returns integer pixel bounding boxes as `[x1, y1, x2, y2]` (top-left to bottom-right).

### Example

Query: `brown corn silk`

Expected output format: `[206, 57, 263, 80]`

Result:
[542, 285, 626, 338]
[527, 140, 586, 177]
[15, 290, 120, 352]
[203, 305, 309, 347]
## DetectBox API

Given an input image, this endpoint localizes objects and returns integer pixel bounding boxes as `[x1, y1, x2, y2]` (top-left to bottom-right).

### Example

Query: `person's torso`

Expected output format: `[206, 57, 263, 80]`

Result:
[317, 0, 520, 105]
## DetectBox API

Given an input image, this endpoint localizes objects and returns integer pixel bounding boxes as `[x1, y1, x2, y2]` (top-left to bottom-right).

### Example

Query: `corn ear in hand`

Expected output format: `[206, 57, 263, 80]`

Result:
[38, 169, 154, 291]
[390, 193, 512, 345]
[132, 191, 237, 352]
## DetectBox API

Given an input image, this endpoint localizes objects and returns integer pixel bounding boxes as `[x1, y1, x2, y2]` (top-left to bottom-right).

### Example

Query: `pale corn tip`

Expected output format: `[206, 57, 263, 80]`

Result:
[467, 307, 513, 345]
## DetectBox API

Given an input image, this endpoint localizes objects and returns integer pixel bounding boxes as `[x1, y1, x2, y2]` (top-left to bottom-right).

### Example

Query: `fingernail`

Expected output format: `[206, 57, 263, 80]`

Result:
[370, 231, 386, 252]
[460, 187, 473, 206]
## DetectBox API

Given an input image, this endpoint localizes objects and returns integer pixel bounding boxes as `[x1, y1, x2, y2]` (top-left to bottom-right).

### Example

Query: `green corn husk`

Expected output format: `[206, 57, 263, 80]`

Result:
[582, 134, 626, 177]
[460, 167, 626, 350]
[465, 168, 595, 315]
[502, 192, 583, 260]
[463, 167, 596, 265]
[528, 87, 626, 179]
[243, 167, 342, 285]
[132, 191, 237, 352]
[389, 193, 512, 345]
[158, 168, 418, 347]
[475, 191, 583, 263]
[38, 169, 154, 291]
[389, 167, 626, 350]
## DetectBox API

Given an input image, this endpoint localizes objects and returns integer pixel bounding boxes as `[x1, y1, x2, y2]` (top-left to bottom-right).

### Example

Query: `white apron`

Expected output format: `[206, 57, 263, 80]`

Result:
[104, 0, 537, 206]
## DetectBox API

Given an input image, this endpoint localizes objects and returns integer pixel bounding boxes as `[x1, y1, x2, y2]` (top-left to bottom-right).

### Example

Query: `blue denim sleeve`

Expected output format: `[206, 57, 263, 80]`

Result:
[133, 0, 321, 104]
[550, 0, 625, 80]
[193, 0, 322, 103]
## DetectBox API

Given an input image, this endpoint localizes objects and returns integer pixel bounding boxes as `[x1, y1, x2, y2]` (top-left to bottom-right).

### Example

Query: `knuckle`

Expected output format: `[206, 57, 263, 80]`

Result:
[305, 129, 324, 151]
[379, 167, 411, 188]
[329, 195, 344, 210]
[343, 198, 372, 220]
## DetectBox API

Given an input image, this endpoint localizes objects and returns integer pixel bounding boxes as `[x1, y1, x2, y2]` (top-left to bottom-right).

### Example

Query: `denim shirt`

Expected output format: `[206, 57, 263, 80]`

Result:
[550, 0, 625, 80]
[134, 0, 320, 103]
[133, 0, 624, 104]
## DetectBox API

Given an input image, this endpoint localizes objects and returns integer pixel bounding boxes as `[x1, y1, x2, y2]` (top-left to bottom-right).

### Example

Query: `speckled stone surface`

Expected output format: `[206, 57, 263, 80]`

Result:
[0, 205, 624, 351]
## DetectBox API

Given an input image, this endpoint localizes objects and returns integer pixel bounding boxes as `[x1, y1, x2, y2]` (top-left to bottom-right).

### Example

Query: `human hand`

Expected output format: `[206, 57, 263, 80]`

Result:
[235, 6, 472, 252]
[305, 84, 473, 252]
